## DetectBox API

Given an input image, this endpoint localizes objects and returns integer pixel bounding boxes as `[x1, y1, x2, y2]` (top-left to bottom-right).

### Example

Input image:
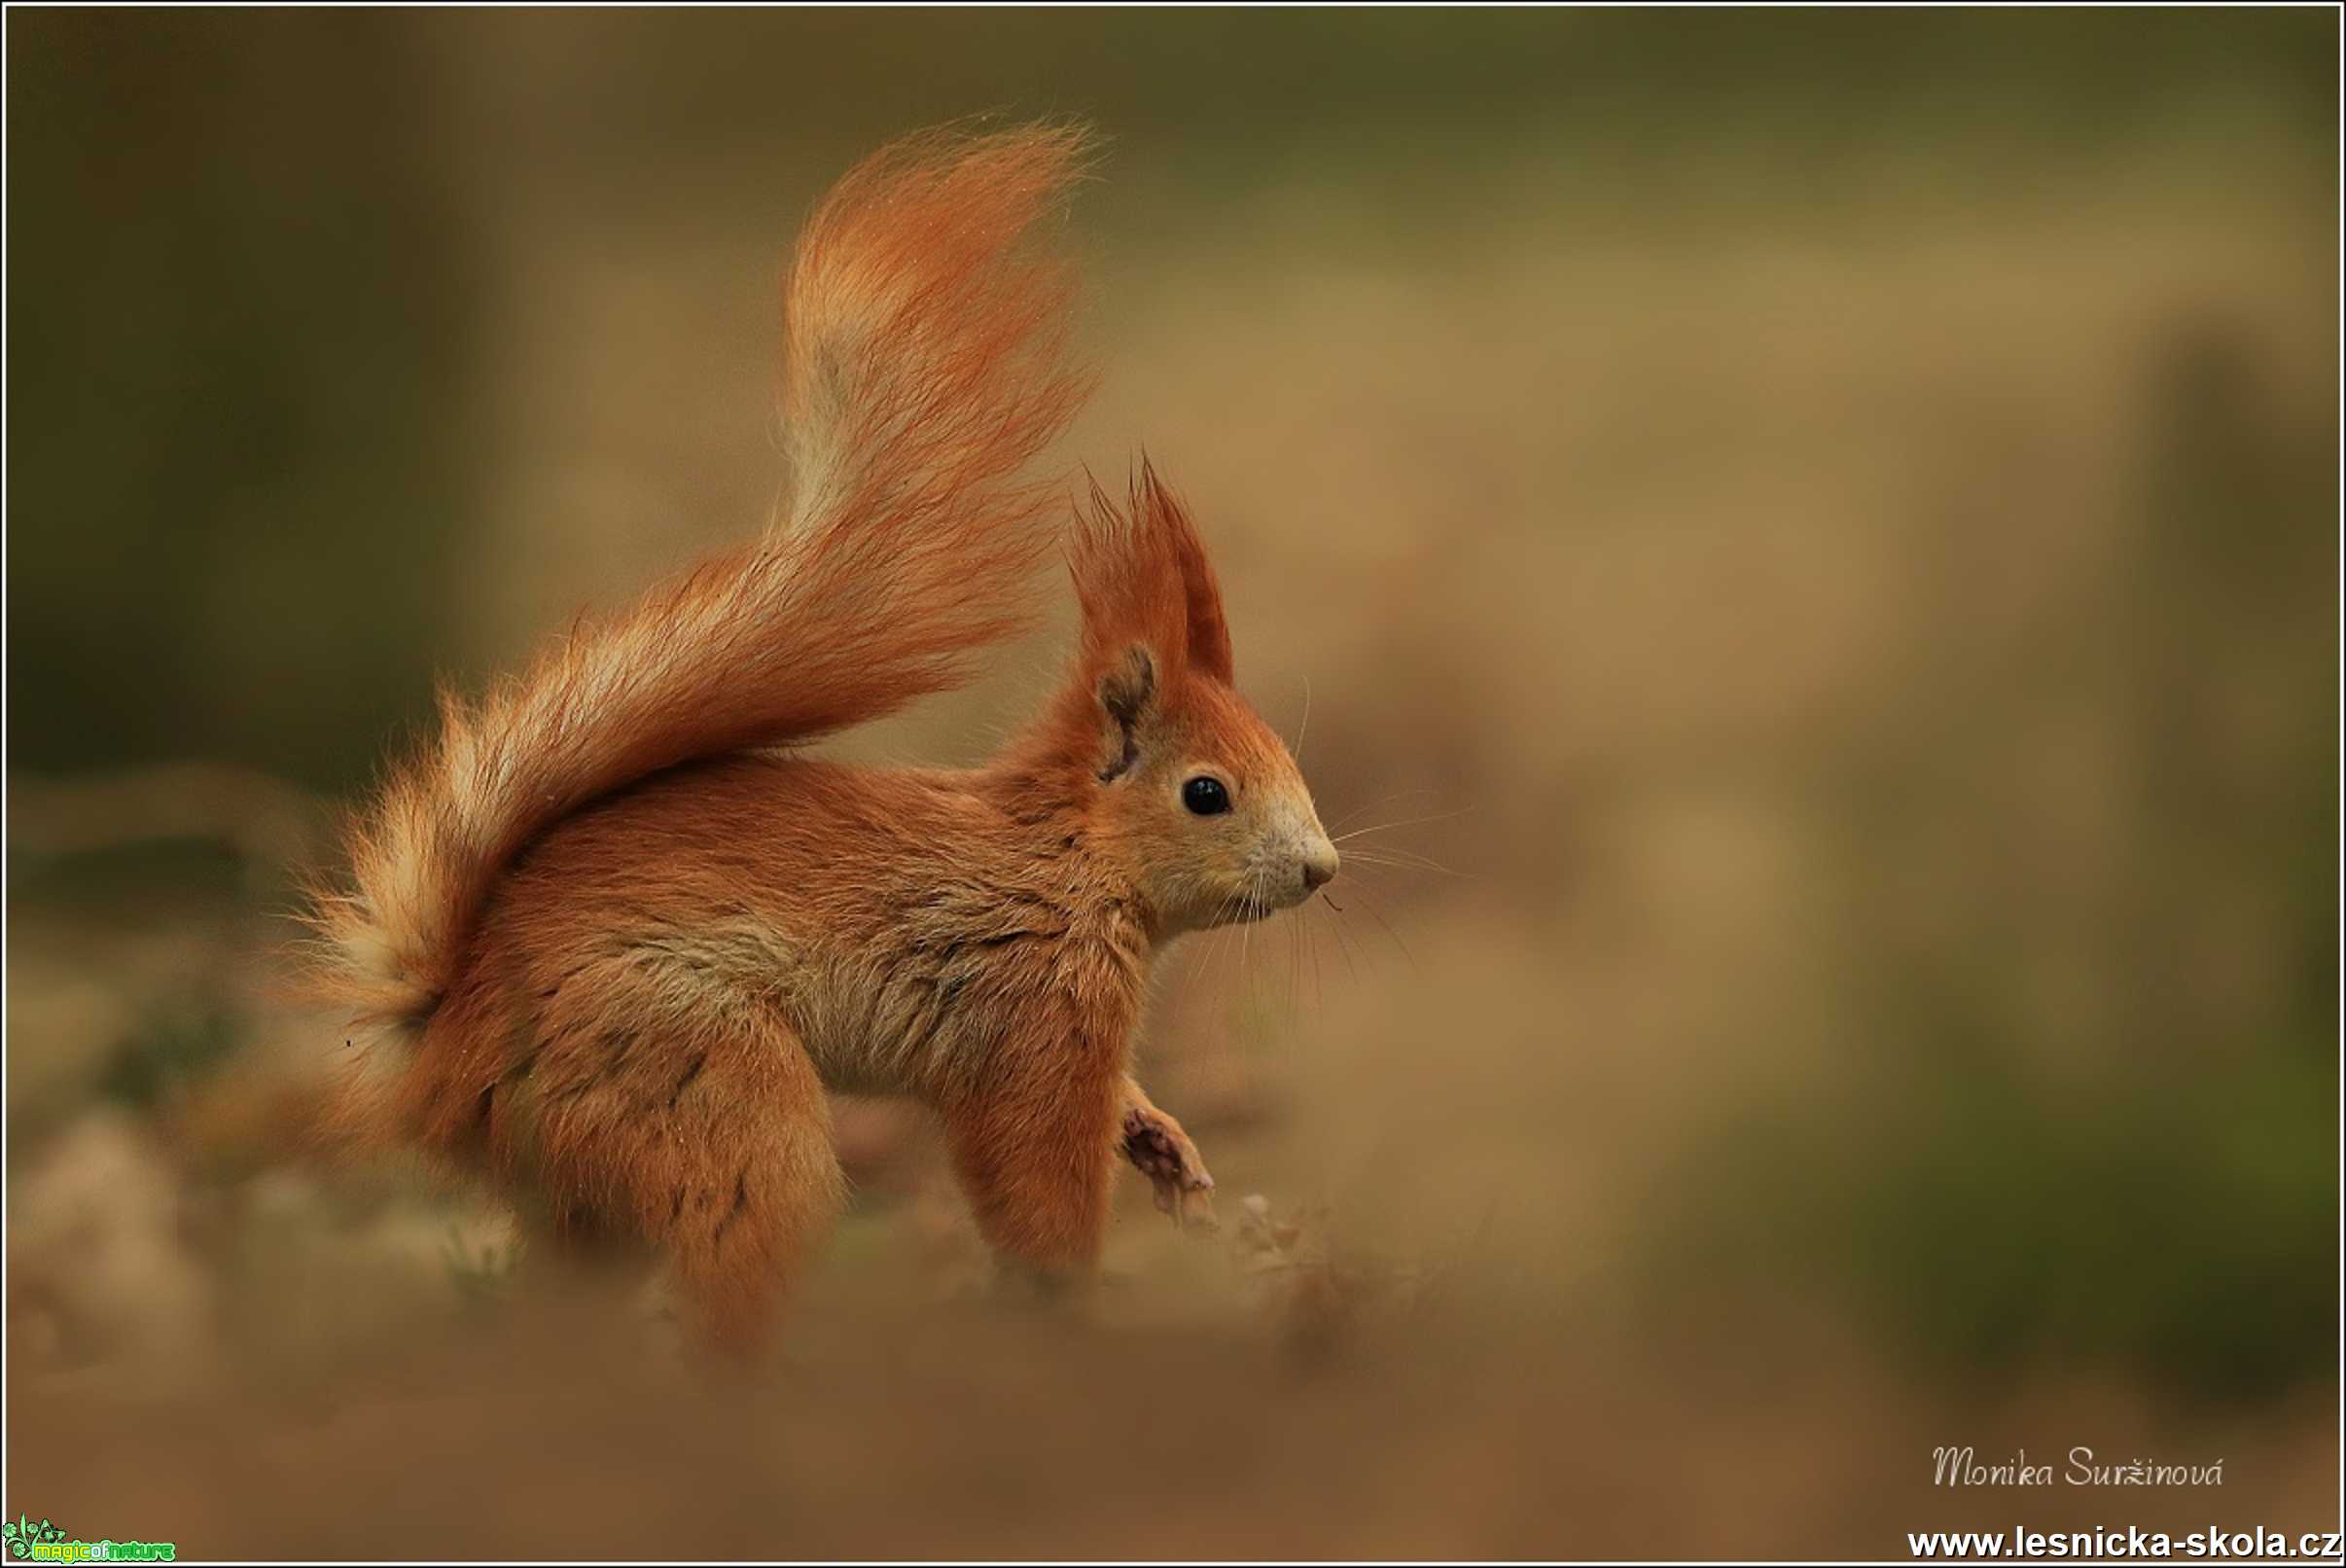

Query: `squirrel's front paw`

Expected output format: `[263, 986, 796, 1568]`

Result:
[1120, 1107, 1216, 1231]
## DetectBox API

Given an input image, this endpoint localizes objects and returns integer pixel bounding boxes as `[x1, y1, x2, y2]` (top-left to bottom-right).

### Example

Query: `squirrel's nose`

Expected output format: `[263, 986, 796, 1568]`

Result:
[1301, 843, 1338, 893]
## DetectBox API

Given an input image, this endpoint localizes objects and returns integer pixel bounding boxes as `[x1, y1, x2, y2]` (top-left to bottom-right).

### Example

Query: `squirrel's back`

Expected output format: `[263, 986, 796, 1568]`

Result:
[303, 125, 1097, 1034]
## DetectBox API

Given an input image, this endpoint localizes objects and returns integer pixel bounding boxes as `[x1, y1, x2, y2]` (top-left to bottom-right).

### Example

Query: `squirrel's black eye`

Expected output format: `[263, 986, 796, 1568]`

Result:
[1182, 776, 1230, 816]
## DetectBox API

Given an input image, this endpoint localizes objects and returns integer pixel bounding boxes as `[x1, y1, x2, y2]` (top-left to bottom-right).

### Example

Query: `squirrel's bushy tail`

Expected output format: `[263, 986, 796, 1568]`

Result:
[306, 124, 1095, 1028]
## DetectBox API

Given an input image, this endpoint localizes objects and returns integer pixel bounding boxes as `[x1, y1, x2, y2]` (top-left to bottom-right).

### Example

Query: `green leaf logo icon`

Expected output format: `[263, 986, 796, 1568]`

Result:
[2, 1515, 66, 1558]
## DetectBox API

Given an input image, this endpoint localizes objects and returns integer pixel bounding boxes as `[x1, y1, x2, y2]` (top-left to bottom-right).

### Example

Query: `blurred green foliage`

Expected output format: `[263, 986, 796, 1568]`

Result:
[1653, 294, 2338, 1401]
[96, 1005, 240, 1111]
[1668, 1006, 2335, 1401]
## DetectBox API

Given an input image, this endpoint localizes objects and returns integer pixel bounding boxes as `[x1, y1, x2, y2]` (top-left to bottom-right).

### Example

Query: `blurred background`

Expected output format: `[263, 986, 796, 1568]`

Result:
[6, 8, 2338, 1558]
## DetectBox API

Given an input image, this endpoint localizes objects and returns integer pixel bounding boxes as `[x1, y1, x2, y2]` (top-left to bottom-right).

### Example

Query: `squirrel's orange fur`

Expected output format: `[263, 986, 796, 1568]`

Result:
[304, 124, 1337, 1351]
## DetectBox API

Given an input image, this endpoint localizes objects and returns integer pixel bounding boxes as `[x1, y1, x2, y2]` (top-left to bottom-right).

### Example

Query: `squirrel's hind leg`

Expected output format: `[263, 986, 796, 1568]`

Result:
[528, 971, 844, 1357]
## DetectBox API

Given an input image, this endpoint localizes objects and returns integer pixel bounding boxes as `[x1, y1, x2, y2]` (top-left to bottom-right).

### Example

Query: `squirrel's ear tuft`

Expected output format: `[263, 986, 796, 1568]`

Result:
[1071, 468, 1183, 667]
[1067, 458, 1234, 686]
[1136, 459, 1233, 685]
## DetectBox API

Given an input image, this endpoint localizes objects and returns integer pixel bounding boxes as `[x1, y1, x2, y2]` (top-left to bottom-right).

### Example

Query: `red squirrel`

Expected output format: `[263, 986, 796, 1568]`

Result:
[302, 124, 1338, 1351]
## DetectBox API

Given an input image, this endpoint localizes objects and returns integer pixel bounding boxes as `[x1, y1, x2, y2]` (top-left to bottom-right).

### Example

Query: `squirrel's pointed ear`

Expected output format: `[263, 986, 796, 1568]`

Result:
[1071, 479, 1172, 782]
[1136, 459, 1233, 684]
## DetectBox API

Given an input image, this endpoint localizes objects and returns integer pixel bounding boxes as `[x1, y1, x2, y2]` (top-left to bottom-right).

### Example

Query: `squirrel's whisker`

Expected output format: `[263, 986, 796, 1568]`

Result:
[1320, 897, 1366, 987]
[1331, 805, 1477, 844]
[1336, 882, 1421, 975]
[1341, 848, 1469, 878]
[1292, 674, 1313, 766]
[1325, 786, 1445, 835]
[1305, 904, 1327, 1012]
